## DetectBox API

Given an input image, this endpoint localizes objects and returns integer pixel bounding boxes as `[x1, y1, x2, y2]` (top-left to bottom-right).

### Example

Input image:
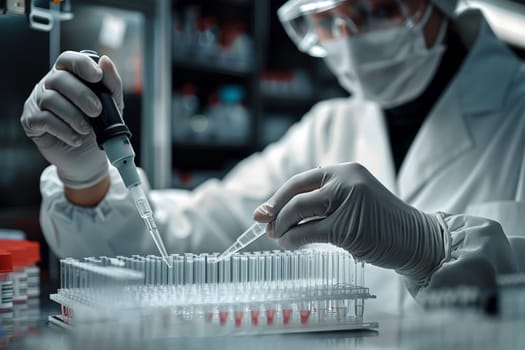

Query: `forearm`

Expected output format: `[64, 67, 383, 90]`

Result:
[64, 176, 110, 206]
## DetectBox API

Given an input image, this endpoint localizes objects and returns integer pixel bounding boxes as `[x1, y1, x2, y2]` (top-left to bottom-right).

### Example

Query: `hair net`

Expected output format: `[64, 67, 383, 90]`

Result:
[431, 0, 459, 17]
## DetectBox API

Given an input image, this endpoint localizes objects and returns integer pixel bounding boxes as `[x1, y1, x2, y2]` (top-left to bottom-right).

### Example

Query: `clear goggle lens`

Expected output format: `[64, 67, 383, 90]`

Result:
[278, 0, 426, 57]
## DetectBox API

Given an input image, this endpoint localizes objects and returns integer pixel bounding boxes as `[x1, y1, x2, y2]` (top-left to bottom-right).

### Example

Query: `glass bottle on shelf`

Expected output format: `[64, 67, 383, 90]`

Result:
[172, 84, 199, 142]
[213, 85, 250, 145]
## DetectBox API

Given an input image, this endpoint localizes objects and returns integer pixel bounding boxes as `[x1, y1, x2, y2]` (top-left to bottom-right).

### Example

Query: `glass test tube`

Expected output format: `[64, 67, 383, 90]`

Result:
[207, 253, 219, 284]
[184, 254, 194, 285]
[264, 252, 272, 281]
[354, 261, 365, 319]
[257, 253, 265, 284]
[172, 255, 183, 285]
[248, 254, 258, 283]
[232, 255, 240, 283]
[291, 252, 299, 285]
[240, 255, 248, 284]
[272, 253, 282, 282]
[160, 257, 168, 285]
[195, 254, 206, 285]
[219, 257, 231, 283]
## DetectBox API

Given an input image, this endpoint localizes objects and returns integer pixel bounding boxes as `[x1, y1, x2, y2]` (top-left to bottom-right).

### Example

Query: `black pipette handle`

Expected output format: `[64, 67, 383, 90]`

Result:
[79, 49, 131, 149]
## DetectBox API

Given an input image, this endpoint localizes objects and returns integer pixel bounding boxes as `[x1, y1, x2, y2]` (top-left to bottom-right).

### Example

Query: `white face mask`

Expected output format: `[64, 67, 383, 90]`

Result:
[322, 5, 448, 108]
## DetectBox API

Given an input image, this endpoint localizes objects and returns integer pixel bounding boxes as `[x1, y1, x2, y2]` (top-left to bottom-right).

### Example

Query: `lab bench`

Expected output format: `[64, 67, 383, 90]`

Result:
[5, 278, 525, 350]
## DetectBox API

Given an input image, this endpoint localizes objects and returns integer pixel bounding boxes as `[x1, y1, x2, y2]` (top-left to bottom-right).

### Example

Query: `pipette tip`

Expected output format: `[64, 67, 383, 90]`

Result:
[162, 257, 172, 268]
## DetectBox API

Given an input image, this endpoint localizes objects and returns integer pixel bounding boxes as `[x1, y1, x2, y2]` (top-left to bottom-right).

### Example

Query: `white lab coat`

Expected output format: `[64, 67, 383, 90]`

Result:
[40, 10, 524, 315]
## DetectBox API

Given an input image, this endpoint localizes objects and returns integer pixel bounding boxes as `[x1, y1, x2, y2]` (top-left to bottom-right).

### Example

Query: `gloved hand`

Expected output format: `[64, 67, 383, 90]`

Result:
[253, 162, 447, 285]
[20, 51, 124, 189]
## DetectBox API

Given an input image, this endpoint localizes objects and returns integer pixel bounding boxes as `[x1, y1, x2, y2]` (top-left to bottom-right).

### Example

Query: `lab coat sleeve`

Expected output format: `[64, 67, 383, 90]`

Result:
[40, 103, 326, 258]
[407, 214, 520, 298]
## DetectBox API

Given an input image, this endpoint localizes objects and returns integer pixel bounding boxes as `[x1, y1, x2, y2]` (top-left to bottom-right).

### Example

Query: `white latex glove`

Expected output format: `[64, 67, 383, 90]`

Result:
[20, 51, 124, 189]
[253, 162, 447, 285]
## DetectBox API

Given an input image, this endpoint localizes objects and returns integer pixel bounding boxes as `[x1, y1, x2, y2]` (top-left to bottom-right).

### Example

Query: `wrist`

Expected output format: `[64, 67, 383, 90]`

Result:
[57, 158, 109, 190]
[64, 176, 110, 206]
[402, 212, 452, 290]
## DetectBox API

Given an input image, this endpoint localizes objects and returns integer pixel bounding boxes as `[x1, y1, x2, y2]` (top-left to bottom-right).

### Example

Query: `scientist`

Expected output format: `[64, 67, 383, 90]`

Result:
[21, 0, 525, 313]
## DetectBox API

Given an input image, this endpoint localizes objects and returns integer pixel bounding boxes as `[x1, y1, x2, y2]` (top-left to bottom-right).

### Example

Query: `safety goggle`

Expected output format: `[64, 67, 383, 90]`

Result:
[278, 0, 427, 57]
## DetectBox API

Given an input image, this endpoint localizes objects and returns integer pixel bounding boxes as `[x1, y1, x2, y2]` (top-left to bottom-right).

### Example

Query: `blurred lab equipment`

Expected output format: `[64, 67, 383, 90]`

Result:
[172, 84, 200, 141]
[172, 84, 250, 145]
[173, 6, 254, 72]
[260, 69, 313, 98]
[0, 240, 41, 306]
[1, 0, 73, 31]
[214, 85, 250, 144]
[0, 250, 14, 313]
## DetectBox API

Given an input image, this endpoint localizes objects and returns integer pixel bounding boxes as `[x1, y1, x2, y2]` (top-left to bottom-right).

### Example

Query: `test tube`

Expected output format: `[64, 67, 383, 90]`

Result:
[131, 255, 145, 280]
[160, 256, 169, 285]
[248, 254, 258, 283]
[155, 256, 163, 285]
[264, 252, 272, 281]
[219, 257, 231, 284]
[257, 253, 266, 284]
[184, 254, 194, 285]
[143, 256, 150, 284]
[282, 252, 291, 282]
[65, 258, 74, 290]
[307, 252, 315, 288]
[171, 255, 183, 285]
[240, 254, 248, 284]
[332, 252, 340, 287]
[299, 251, 309, 287]
[206, 253, 219, 284]
[167, 255, 175, 285]
[272, 253, 282, 282]
[354, 261, 365, 319]
[60, 259, 65, 290]
[195, 254, 206, 285]
[292, 252, 299, 284]
[232, 255, 240, 283]
[343, 253, 352, 287]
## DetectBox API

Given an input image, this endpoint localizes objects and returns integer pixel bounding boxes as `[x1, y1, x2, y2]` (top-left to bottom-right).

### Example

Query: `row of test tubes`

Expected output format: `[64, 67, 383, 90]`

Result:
[60, 250, 365, 290]
[54, 250, 372, 331]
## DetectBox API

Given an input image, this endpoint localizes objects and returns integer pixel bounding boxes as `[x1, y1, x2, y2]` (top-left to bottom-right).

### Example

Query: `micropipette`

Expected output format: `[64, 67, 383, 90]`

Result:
[216, 222, 267, 262]
[80, 50, 171, 267]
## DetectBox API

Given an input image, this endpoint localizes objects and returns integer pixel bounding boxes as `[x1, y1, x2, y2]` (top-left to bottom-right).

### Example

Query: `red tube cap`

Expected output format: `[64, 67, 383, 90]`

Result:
[0, 249, 13, 273]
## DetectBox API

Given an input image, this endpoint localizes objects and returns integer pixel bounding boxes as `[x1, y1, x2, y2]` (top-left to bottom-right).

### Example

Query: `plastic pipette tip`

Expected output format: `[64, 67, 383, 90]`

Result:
[215, 241, 242, 262]
[162, 256, 172, 268]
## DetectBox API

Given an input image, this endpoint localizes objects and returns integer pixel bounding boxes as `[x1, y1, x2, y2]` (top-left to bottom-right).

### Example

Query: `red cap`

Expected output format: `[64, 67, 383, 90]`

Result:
[0, 240, 30, 267]
[25, 241, 40, 264]
[0, 250, 13, 273]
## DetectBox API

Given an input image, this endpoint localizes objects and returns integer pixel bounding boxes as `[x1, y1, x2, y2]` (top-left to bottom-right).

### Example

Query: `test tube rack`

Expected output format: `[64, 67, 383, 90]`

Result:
[49, 249, 377, 337]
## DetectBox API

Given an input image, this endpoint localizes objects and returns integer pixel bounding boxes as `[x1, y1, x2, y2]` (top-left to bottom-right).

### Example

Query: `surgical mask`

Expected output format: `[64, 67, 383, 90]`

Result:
[322, 4, 448, 108]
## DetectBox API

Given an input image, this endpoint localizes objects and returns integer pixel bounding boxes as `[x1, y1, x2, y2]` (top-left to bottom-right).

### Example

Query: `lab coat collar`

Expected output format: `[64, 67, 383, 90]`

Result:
[398, 10, 521, 202]
[455, 10, 520, 116]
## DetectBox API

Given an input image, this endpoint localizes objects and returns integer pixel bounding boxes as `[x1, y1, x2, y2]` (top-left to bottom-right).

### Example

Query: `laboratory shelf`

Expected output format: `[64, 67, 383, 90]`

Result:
[260, 93, 320, 110]
[168, 0, 343, 183]
[172, 143, 257, 170]
[172, 57, 254, 78]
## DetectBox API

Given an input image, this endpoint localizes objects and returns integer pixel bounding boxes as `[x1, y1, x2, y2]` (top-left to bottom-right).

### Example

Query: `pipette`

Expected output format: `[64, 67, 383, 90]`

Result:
[80, 50, 171, 267]
[216, 222, 267, 262]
